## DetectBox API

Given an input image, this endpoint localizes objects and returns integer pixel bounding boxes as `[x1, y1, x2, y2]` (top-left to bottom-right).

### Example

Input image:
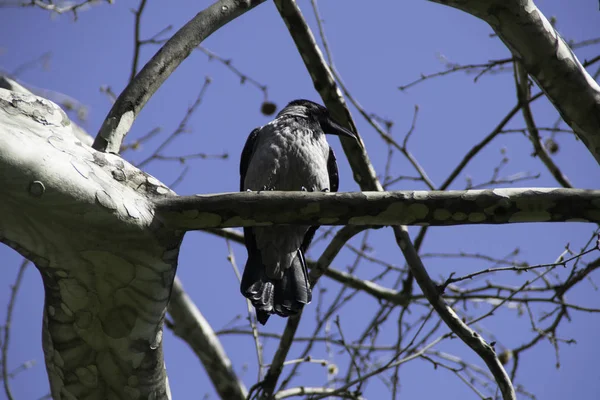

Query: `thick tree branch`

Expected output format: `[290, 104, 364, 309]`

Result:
[431, 0, 600, 165]
[0, 88, 185, 398]
[93, 0, 265, 153]
[1, 83, 246, 400]
[155, 188, 600, 229]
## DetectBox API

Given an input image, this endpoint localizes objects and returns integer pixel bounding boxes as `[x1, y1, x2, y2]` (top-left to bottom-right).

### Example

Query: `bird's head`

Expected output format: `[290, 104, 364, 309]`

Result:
[279, 99, 357, 140]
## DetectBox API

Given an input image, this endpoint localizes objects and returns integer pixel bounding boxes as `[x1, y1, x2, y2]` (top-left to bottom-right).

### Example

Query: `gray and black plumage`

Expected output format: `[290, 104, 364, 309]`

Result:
[239, 99, 357, 324]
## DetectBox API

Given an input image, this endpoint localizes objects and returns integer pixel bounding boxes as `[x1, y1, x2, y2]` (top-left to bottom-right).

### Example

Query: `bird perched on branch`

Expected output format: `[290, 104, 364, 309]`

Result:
[239, 99, 357, 324]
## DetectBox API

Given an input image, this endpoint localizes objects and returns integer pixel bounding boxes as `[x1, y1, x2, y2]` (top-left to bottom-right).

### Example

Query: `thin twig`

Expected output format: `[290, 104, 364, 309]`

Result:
[137, 77, 212, 168]
[332, 69, 435, 190]
[2, 259, 29, 400]
[441, 247, 598, 288]
[312, 334, 449, 400]
[130, 0, 149, 83]
[399, 58, 513, 91]
[392, 226, 515, 400]
[309, 0, 333, 67]
[225, 240, 264, 381]
[514, 62, 572, 188]
[93, 0, 266, 152]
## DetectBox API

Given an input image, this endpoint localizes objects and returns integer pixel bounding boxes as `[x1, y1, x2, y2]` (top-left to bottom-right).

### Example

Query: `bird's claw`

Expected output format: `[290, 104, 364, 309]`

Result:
[321, 188, 330, 192]
[301, 186, 307, 192]
[258, 185, 275, 192]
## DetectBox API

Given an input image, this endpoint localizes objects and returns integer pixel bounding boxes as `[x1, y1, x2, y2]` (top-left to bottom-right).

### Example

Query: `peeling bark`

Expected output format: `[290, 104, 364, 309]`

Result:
[0, 88, 182, 398]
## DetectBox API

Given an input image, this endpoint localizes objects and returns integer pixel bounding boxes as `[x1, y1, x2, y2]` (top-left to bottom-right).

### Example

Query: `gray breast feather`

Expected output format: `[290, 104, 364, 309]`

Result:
[243, 120, 330, 278]
[243, 122, 330, 192]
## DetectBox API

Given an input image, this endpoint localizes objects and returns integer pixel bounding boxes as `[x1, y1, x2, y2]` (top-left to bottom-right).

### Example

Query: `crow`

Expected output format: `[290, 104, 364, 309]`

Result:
[239, 99, 356, 324]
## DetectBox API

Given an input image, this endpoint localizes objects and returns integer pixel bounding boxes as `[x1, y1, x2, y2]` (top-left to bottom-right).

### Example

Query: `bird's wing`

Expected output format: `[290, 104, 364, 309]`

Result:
[327, 146, 339, 192]
[240, 127, 262, 260]
[240, 127, 261, 191]
[301, 146, 339, 254]
[300, 226, 318, 254]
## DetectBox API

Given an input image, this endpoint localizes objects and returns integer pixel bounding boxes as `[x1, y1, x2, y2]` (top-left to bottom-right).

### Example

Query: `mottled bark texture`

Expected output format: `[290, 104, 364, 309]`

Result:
[0, 88, 182, 399]
[155, 188, 600, 229]
[1, 82, 249, 400]
[431, 0, 600, 165]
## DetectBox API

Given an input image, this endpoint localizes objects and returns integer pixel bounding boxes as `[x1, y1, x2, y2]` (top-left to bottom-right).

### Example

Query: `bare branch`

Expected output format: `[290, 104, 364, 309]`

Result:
[392, 226, 515, 400]
[432, 0, 600, 165]
[399, 57, 513, 91]
[93, 0, 266, 153]
[8, 0, 112, 19]
[274, 386, 364, 399]
[136, 77, 212, 168]
[225, 240, 264, 380]
[155, 188, 600, 230]
[440, 92, 544, 190]
[2, 259, 29, 400]
[130, 0, 149, 83]
[312, 334, 448, 400]
[514, 62, 572, 187]
[197, 47, 270, 102]
[441, 246, 598, 288]
[274, 0, 380, 191]
[333, 71, 435, 190]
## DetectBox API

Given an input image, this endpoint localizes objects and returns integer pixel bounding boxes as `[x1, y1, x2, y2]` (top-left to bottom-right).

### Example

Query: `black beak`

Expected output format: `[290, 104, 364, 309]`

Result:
[321, 117, 357, 140]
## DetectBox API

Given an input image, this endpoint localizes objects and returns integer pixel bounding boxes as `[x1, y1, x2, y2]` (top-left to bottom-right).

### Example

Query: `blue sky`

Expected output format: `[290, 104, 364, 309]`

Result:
[1, 0, 599, 399]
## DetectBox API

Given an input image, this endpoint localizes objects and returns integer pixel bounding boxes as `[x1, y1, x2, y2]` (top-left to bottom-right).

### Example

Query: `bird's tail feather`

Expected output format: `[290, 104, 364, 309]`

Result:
[240, 251, 275, 324]
[241, 250, 312, 325]
[274, 249, 311, 317]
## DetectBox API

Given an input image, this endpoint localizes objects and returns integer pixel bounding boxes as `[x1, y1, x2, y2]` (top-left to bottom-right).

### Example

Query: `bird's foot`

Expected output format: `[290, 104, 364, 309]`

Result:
[321, 188, 330, 192]
[258, 185, 275, 193]
[301, 186, 307, 192]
